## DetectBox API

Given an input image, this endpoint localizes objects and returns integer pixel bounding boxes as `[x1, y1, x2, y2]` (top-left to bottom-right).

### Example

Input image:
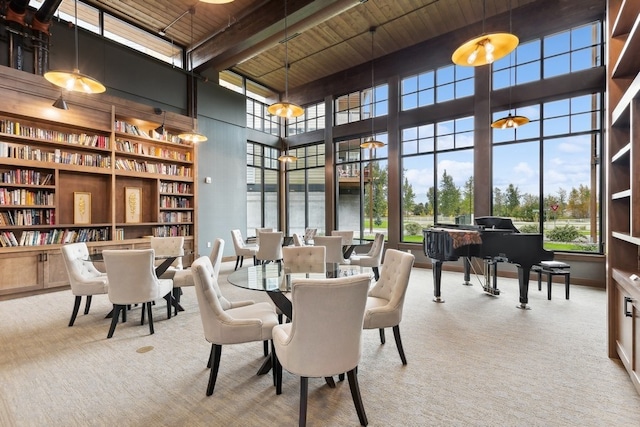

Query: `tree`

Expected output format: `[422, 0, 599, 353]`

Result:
[493, 187, 505, 216]
[412, 202, 425, 216]
[504, 184, 521, 217]
[519, 194, 540, 221]
[402, 176, 416, 216]
[426, 186, 435, 215]
[364, 162, 388, 228]
[438, 170, 460, 217]
[567, 184, 590, 219]
[460, 176, 473, 215]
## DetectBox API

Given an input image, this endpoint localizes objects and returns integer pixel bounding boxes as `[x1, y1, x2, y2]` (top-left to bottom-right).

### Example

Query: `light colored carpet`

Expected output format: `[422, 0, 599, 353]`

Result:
[1, 262, 639, 427]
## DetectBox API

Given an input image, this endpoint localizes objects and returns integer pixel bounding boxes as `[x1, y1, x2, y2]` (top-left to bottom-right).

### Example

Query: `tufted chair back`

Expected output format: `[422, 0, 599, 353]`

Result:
[60, 242, 108, 295]
[331, 230, 354, 245]
[255, 227, 273, 246]
[150, 236, 184, 278]
[313, 235, 346, 264]
[256, 231, 284, 264]
[283, 245, 326, 274]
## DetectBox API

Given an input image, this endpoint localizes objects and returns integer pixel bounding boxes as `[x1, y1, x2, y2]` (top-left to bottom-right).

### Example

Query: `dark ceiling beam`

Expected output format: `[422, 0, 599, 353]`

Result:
[192, 0, 364, 73]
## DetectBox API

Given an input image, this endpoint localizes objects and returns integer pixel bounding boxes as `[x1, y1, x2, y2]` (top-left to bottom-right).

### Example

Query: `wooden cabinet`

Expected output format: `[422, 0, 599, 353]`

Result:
[0, 69, 197, 297]
[607, 0, 640, 395]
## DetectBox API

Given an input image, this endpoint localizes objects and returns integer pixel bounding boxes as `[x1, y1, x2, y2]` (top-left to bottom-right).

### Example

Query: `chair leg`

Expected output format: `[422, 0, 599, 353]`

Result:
[338, 373, 345, 381]
[206, 344, 222, 396]
[107, 304, 123, 339]
[83, 295, 92, 315]
[147, 302, 154, 335]
[141, 303, 146, 325]
[379, 328, 386, 344]
[299, 377, 308, 427]
[372, 267, 379, 281]
[173, 288, 180, 316]
[68, 296, 82, 327]
[547, 273, 552, 300]
[239, 256, 244, 269]
[565, 273, 570, 299]
[325, 377, 336, 388]
[263, 340, 269, 357]
[274, 341, 282, 394]
[165, 293, 172, 319]
[207, 344, 214, 368]
[537, 270, 542, 291]
[347, 368, 368, 426]
[393, 325, 407, 365]
[234, 256, 241, 271]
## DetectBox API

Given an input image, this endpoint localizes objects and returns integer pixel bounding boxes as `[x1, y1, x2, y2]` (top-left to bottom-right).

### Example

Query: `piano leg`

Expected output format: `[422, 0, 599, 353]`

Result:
[462, 257, 472, 286]
[431, 259, 445, 303]
[516, 266, 532, 310]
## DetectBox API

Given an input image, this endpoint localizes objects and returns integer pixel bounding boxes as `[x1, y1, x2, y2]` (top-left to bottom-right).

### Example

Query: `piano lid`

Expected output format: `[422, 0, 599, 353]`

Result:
[474, 216, 520, 232]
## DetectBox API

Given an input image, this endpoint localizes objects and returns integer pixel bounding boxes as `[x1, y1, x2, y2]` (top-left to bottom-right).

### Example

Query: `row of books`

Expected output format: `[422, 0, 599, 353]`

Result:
[159, 196, 191, 208]
[0, 120, 109, 148]
[0, 188, 54, 206]
[160, 211, 192, 223]
[0, 169, 53, 185]
[159, 182, 192, 194]
[114, 120, 150, 138]
[152, 225, 191, 237]
[0, 144, 111, 168]
[115, 139, 191, 162]
[0, 209, 54, 226]
[0, 227, 109, 247]
[114, 159, 192, 176]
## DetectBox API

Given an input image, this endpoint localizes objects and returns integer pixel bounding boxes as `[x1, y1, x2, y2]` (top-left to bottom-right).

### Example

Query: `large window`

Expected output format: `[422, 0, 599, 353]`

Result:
[401, 64, 474, 111]
[247, 143, 279, 237]
[492, 21, 602, 89]
[286, 144, 326, 236]
[334, 85, 388, 126]
[401, 117, 474, 242]
[335, 135, 388, 240]
[287, 102, 326, 136]
[492, 93, 602, 253]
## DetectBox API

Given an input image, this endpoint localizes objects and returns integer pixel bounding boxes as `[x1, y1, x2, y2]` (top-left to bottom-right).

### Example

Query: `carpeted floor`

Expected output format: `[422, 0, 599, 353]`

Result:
[1, 262, 639, 426]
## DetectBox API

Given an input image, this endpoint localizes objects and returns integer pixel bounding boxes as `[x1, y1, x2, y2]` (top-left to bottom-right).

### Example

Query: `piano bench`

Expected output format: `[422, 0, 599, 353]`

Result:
[532, 261, 571, 300]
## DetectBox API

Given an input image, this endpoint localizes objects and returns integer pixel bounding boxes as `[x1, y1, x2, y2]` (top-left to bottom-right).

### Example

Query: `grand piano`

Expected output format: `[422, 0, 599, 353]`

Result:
[423, 216, 553, 309]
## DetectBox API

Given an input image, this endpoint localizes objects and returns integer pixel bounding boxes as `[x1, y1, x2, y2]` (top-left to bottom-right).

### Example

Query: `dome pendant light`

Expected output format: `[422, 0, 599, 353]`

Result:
[44, 0, 105, 94]
[178, 8, 208, 143]
[360, 27, 385, 150]
[451, 0, 518, 67]
[268, 0, 303, 119]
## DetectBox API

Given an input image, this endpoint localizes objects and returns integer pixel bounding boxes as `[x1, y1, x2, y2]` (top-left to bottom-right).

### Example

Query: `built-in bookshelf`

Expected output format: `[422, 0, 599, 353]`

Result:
[0, 75, 197, 296]
[607, 0, 640, 396]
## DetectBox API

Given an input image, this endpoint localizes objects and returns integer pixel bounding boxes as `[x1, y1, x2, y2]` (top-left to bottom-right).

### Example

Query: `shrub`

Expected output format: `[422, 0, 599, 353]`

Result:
[404, 222, 422, 236]
[546, 224, 580, 242]
[519, 224, 539, 233]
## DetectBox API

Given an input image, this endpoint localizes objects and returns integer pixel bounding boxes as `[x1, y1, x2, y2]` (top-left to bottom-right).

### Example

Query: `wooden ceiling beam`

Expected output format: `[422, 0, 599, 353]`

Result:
[192, 0, 365, 74]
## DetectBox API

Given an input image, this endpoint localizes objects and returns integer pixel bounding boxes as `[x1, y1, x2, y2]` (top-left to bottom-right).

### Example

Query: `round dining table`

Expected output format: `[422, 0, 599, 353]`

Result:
[227, 262, 371, 320]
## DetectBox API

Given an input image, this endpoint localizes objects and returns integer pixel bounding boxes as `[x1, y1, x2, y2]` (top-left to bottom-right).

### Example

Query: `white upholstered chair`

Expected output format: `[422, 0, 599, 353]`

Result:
[272, 274, 371, 427]
[102, 249, 174, 339]
[292, 233, 306, 247]
[331, 230, 354, 245]
[231, 229, 257, 270]
[350, 232, 385, 280]
[256, 231, 284, 264]
[150, 236, 184, 279]
[255, 227, 273, 246]
[313, 235, 348, 264]
[172, 238, 225, 314]
[60, 242, 108, 327]
[191, 255, 278, 396]
[363, 249, 415, 365]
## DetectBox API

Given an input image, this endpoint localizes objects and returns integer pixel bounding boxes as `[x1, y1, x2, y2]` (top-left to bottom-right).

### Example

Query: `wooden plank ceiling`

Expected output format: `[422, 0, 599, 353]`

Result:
[75, 0, 540, 93]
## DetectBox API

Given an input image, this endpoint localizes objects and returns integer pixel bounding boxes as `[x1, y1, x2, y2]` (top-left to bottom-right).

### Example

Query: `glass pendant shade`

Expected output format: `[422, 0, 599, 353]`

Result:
[491, 112, 530, 129]
[199, 0, 234, 3]
[452, 32, 518, 67]
[278, 153, 297, 163]
[178, 129, 208, 143]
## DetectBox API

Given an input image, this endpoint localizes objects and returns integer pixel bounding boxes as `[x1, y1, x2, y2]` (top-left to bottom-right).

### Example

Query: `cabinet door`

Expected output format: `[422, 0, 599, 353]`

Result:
[43, 249, 70, 288]
[615, 283, 634, 371]
[633, 301, 640, 390]
[0, 251, 44, 294]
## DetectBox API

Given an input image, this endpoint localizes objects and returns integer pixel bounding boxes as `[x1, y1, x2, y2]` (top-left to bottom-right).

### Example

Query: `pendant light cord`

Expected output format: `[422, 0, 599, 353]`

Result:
[74, 0, 79, 70]
[284, 0, 289, 101]
[370, 26, 376, 136]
